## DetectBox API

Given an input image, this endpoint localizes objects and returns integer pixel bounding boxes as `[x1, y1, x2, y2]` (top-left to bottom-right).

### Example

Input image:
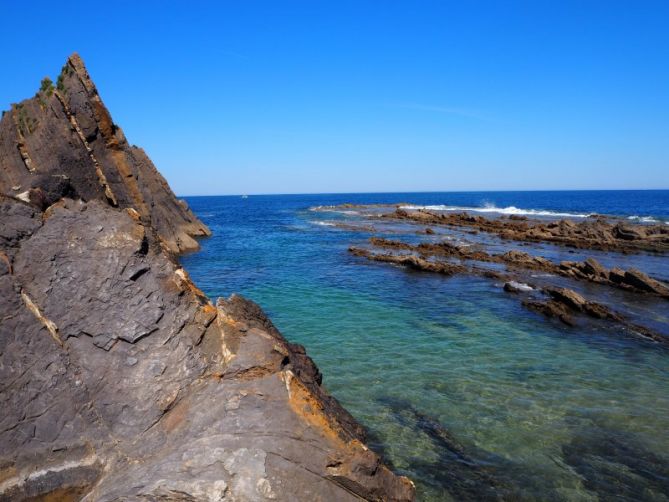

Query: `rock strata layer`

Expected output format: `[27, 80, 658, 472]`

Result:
[387, 208, 669, 253]
[0, 56, 414, 501]
[343, 213, 668, 347]
[0, 53, 210, 254]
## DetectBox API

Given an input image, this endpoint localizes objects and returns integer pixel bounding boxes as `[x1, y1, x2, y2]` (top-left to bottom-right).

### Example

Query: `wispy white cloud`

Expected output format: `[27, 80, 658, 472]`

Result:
[387, 102, 494, 121]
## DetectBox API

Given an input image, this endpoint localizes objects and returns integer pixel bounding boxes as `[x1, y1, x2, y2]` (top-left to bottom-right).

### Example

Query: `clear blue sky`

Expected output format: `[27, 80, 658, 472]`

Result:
[2, 1, 668, 195]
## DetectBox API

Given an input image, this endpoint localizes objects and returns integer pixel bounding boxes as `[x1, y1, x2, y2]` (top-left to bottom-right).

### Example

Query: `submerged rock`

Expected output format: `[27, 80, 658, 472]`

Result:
[378, 397, 518, 501]
[562, 424, 669, 501]
[0, 56, 414, 501]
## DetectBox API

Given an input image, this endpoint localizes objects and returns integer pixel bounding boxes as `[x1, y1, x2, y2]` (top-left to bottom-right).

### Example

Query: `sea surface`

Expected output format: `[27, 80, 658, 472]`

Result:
[181, 190, 669, 501]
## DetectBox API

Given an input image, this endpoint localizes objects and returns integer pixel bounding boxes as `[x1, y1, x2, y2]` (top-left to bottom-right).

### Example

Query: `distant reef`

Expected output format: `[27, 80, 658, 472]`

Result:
[0, 54, 414, 501]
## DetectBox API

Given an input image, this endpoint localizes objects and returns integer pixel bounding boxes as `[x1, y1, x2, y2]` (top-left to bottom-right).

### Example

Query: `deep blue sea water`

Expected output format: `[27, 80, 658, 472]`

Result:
[181, 190, 669, 501]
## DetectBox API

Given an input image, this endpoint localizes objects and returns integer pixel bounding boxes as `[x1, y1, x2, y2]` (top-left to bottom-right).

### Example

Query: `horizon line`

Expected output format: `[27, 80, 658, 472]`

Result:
[178, 187, 669, 198]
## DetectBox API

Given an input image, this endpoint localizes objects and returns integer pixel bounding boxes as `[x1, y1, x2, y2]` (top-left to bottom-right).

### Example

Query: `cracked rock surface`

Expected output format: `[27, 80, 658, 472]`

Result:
[0, 56, 414, 501]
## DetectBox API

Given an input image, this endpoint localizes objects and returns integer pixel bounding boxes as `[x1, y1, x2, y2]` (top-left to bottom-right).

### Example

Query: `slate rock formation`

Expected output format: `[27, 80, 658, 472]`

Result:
[0, 53, 209, 254]
[0, 55, 414, 501]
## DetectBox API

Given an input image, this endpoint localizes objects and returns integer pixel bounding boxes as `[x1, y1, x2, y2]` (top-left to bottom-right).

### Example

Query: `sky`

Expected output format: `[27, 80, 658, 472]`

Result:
[1, 1, 668, 195]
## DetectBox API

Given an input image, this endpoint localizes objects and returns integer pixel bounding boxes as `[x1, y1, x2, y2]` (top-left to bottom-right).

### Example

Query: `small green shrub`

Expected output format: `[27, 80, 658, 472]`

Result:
[40, 77, 54, 96]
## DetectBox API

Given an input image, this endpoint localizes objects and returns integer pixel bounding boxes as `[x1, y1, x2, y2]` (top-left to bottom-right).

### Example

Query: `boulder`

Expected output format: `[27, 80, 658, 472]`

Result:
[622, 268, 669, 296]
[545, 287, 587, 311]
[582, 257, 608, 278]
[614, 223, 646, 241]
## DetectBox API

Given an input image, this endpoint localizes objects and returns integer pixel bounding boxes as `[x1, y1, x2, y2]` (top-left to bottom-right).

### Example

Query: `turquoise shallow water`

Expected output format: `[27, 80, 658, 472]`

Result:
[181, 192, 669, 501]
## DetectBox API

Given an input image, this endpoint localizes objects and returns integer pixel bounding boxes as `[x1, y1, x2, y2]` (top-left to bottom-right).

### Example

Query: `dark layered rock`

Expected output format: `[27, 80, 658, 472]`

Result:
[560, 259, 669, 298]
[386, 208, 669, 253]
[522, 286, 667, 346]
[349, 246, 465, 276]
[0, 56, 414, 501]
[349, 236, 667, 347]
[378, 397, 519, 501]
[522, 287, 620, 327]
[364, 237, 669, 300]
[562, 424, 669, 500]
[621, 268, 669, 296]
[0, 53, 210, 254]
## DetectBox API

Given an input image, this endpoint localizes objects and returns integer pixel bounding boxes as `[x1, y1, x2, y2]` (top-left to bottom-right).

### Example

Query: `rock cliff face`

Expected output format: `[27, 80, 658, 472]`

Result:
[0, 53, 209, 254]
[0, 55, 414, 501]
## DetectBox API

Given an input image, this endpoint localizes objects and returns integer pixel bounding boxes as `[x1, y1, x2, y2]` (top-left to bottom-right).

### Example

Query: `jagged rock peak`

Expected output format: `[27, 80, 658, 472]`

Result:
[0, 52, 210, 254]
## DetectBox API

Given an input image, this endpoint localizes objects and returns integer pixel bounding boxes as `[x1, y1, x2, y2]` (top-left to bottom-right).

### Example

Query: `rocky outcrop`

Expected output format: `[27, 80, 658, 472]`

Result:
[521, 286, 668, 346]
[349, 246, 465, 276]
[360, 237, 669, 299]
[386, 208, 669, 253]
[0, 56, 414, 501]
[559, 260, 669, 298]
[0, 53, 209, 254]
[348, 237, 668, 347]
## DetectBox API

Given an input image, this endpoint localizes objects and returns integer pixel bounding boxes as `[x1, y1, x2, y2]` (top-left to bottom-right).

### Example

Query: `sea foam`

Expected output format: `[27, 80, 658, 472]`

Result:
[627, 215, 661, 224]
[399, 203, 593, 218]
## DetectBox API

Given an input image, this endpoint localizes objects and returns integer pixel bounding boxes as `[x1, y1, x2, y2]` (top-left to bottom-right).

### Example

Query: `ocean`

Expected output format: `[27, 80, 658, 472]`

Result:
[181, 190, 669, 501]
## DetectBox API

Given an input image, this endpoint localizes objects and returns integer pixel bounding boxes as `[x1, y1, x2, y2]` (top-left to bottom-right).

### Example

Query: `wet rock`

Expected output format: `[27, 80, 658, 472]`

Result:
[545, 287, 587, 311]
[614, 223, 647, 241]
[523, 299, 575, 326]
[350, 246, 465, 276]
[544, 287, 620, 321]
[503, 281, 533, 293]
[622, 268, 669, 297]
[502, 250, 556, 271]
[388, 208, 669, 253]
[609, 267, 627, 284]
[582, 257, 608, 278]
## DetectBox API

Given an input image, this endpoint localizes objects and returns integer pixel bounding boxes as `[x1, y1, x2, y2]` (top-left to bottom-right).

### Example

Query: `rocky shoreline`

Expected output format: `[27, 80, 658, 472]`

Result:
[316, 203, 669, 348]
[387, 207, 669, 254]
[0, 55, 414, 501]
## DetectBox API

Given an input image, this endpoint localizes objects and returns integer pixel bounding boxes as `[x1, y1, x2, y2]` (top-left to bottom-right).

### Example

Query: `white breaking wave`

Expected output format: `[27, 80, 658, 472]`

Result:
[627, 215, 660, 224]
[309, 206, 359, 215]
[399, 203, 593, 218]
[311, 221, 336, 226]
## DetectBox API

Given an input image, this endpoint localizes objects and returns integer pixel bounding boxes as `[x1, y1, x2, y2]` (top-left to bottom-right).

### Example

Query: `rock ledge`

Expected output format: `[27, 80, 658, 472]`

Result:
[0, 56, 414, 501]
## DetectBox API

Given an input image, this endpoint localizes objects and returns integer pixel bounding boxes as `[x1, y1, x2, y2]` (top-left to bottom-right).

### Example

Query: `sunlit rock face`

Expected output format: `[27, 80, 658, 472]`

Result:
[0, 53, 210, 255]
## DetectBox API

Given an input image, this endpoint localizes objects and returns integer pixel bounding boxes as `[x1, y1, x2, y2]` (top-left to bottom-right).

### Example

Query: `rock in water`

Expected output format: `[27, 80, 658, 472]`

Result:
[0, 56, 414, 501]
[622, 268, 669, 297]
